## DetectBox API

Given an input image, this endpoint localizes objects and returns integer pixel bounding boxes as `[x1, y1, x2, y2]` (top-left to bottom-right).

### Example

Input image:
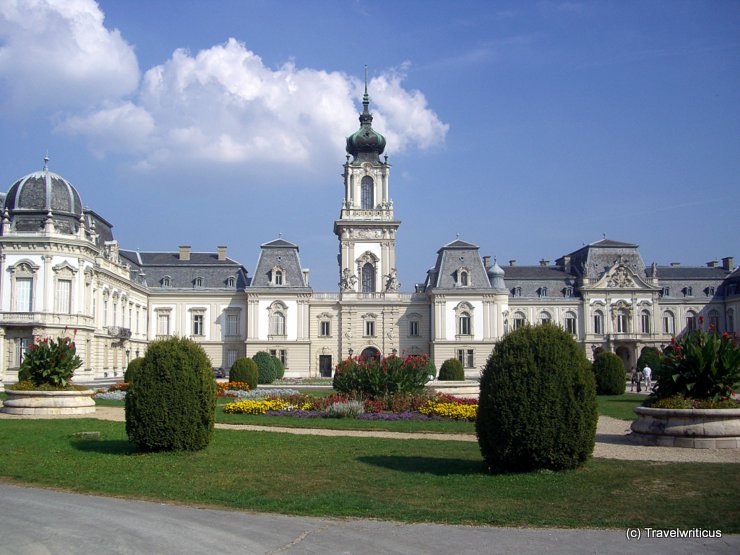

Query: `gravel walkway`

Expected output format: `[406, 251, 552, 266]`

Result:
[5, 406, 735, 464]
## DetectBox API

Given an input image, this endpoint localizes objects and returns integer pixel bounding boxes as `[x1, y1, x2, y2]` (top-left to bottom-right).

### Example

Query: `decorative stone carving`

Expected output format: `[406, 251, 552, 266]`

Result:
[339, 268, 358, 291]
[607, 266, 635, 288]
[385, 268, 400, 291]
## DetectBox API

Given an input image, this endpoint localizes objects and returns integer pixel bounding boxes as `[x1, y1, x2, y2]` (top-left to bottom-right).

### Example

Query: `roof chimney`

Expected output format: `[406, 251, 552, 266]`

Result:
[670, 262, 680, 267]
[563, 255, 571, 272]
[706, 260, 718, 268]
[723, 257, 735, 271]
[217, 246, 227, 262]
[539, 259, 549, 267]
[482, 255, 491, 269]
[509, 260, 516, 267]
[302, 268, 310, 286]
[179, 245, 191, 261]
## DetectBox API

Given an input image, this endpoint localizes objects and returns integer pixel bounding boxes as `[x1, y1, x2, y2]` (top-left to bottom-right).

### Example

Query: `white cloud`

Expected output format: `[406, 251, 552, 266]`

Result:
[0, 0, 139, 113]
[0, 2, 447, 182]
[60, 37, 448, 178]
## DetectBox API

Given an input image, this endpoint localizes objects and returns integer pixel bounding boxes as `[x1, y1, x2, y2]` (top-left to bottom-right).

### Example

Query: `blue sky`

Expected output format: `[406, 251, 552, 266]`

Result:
[1, 0, 738, 290]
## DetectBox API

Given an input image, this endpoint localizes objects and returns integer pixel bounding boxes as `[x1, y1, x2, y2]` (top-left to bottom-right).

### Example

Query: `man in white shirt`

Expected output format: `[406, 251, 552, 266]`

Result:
[643, 364, 652, 389]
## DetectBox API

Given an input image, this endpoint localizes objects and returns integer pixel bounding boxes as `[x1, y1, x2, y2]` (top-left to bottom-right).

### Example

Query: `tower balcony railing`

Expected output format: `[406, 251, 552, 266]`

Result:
[340, 207, 394, 220]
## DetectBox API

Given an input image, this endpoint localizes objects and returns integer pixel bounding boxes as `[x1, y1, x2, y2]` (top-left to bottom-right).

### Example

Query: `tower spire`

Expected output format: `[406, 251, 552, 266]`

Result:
[362, 64, 370, 116]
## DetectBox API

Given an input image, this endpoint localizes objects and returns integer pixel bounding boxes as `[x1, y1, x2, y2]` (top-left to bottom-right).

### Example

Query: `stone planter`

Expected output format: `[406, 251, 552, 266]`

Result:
[630, 406, 740, 449]
[1, 389, 96, 416]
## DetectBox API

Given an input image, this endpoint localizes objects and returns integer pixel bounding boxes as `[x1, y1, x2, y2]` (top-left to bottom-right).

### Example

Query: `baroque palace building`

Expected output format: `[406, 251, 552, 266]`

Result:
[1, 90, 737, 386]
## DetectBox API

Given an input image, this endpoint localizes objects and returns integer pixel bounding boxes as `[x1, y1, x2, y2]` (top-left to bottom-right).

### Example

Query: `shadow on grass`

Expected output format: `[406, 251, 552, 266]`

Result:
[357, 455, 487, 476]
[70, 439, 139, 455]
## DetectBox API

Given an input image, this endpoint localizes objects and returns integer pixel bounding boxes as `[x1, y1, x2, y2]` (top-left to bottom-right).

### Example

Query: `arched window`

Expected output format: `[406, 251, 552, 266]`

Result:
[226, 276, 235, 288]
[194, 276, 203, 288]
[708, 309, 720, 331]
[564, 312, 577, 335]
[460, 270, 468, 286]
[161, 276, 171, 287]
[361, 176, 374, 209]
[270, 311, 286, 336]
[662, 311, 675, 335]
[539, 311, 551, 325]
[686, 310, 697, 331]
[640, 310, 651, 334]
[593, 310, 604, 335]
[513, 312, 526, 330]
[361, 262, 375, 293]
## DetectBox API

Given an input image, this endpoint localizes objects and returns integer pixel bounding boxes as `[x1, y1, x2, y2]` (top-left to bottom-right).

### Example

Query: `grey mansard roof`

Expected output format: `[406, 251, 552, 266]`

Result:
[250, 238, 310, 289]
[426, 239, 494, 290]
[119, 249, 249, 290]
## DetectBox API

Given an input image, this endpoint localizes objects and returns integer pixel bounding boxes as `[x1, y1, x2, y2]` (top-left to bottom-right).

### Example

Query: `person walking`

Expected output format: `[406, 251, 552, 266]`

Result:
[630, 366, 637, 392]
[643, 364, 652, 389]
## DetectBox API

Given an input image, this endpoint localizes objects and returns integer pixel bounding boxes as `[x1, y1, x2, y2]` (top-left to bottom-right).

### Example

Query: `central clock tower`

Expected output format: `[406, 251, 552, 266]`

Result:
[334, 82, 400, 294]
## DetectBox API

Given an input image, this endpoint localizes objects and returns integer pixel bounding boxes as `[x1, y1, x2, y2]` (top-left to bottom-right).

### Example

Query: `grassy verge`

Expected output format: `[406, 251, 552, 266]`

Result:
[0, 419, 737, 530]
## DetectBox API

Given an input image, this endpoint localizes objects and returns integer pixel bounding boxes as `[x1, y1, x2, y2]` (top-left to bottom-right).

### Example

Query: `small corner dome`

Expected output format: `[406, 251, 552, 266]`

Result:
[5, 162, 83, 217]
[489, 260, 505, 277]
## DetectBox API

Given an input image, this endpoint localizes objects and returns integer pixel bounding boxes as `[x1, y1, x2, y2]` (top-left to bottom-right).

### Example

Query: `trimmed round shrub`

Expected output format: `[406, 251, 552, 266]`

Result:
[592, 352, 626, 395]
[125, 337, 216, 452]
[637, 346, 661, 375]
[229, 358, 259, 390]
[476, 323, 597, 472]
[124, 357, 144, 383]
[438, 358, 464, 381]
[271, 355, 285, 380]
[253, 351, 277, 384]
[425, 359, 437, 380]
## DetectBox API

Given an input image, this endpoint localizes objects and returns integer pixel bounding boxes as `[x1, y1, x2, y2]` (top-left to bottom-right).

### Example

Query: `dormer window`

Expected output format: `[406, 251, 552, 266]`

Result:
[456, 267, 471, 287]
[684, 286, 693, 297]
[161, 276, 171, 288]
[194, 277, 203, 288]
[706, 286, 715, 297]
[512, 287, 522, 297]
[539, 287, 547, 298]
[564, 286, 573, 297]
[226, 276, 235, 288]
[661, 287, 670, 297]
[271, 267, 286, 286]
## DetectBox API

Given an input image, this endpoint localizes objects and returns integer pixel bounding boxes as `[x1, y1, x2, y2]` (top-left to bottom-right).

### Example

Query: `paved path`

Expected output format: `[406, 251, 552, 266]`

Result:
[0, 483, 736, 555]
[3, 406, 738, 463]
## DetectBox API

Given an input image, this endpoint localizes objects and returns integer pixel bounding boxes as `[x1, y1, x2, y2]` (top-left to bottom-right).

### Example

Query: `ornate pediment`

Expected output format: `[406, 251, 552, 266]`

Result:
[590, 264, 657, 291]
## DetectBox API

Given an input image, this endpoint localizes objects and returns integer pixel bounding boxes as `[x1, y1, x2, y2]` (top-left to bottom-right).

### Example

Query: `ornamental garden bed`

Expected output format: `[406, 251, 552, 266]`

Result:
[630, 406, 740, 449]
[2, 388, 96, 416]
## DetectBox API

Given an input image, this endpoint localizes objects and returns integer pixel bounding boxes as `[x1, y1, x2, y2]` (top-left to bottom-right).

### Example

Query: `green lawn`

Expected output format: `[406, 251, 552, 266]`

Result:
[0, 418, 736, 530]
[597, 393, 645, 420]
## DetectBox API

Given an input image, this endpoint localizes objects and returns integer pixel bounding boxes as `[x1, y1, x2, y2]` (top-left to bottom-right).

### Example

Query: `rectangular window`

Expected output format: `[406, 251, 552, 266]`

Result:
[226, 314, 239, 336]
[459, 315, 471, 335]
[365, 320, 375, 337]
[192, 314, 204, 336]
[157, 313, 170, 336]
[728, 312, 735, 333]
[617, 314, 628, 333]
[56, 279, 71, 314]
[593, 314, 603, 335]
[457, 349, 465, 365]
[113, 303, 118, 326]
[565, 317, 577, 335]
[319, 355, 333, 378]
[280, 349, 287, 366]
[136, 308, 140, 334]
[686, 315, 696, 331]
[103, 300, 108, 327]
[320, 321, 331, 337]
[513, 316, 525, 330]
[466, 349, 474, 369]
[15, 278, 32, 312]
[409, 320, 419, 336]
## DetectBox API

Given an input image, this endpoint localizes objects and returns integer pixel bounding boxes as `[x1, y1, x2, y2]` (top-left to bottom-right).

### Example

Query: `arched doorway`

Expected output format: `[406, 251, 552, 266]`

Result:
[361, 346, 381, 361]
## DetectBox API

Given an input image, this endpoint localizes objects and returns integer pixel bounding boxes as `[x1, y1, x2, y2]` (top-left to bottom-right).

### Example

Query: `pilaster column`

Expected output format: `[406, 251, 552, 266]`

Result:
[42, 254, 53, 313]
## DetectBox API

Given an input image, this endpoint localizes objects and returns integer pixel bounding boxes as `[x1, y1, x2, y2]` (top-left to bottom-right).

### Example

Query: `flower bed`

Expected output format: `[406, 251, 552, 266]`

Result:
[222, 392, 478, 421]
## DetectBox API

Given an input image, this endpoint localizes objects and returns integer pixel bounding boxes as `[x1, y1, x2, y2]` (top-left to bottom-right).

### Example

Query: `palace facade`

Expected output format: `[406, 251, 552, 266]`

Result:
[1, 90, 737, 386]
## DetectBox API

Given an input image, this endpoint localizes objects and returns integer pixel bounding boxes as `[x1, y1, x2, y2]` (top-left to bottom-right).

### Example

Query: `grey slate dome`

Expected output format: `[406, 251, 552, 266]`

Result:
[4, 157, 84, 235]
